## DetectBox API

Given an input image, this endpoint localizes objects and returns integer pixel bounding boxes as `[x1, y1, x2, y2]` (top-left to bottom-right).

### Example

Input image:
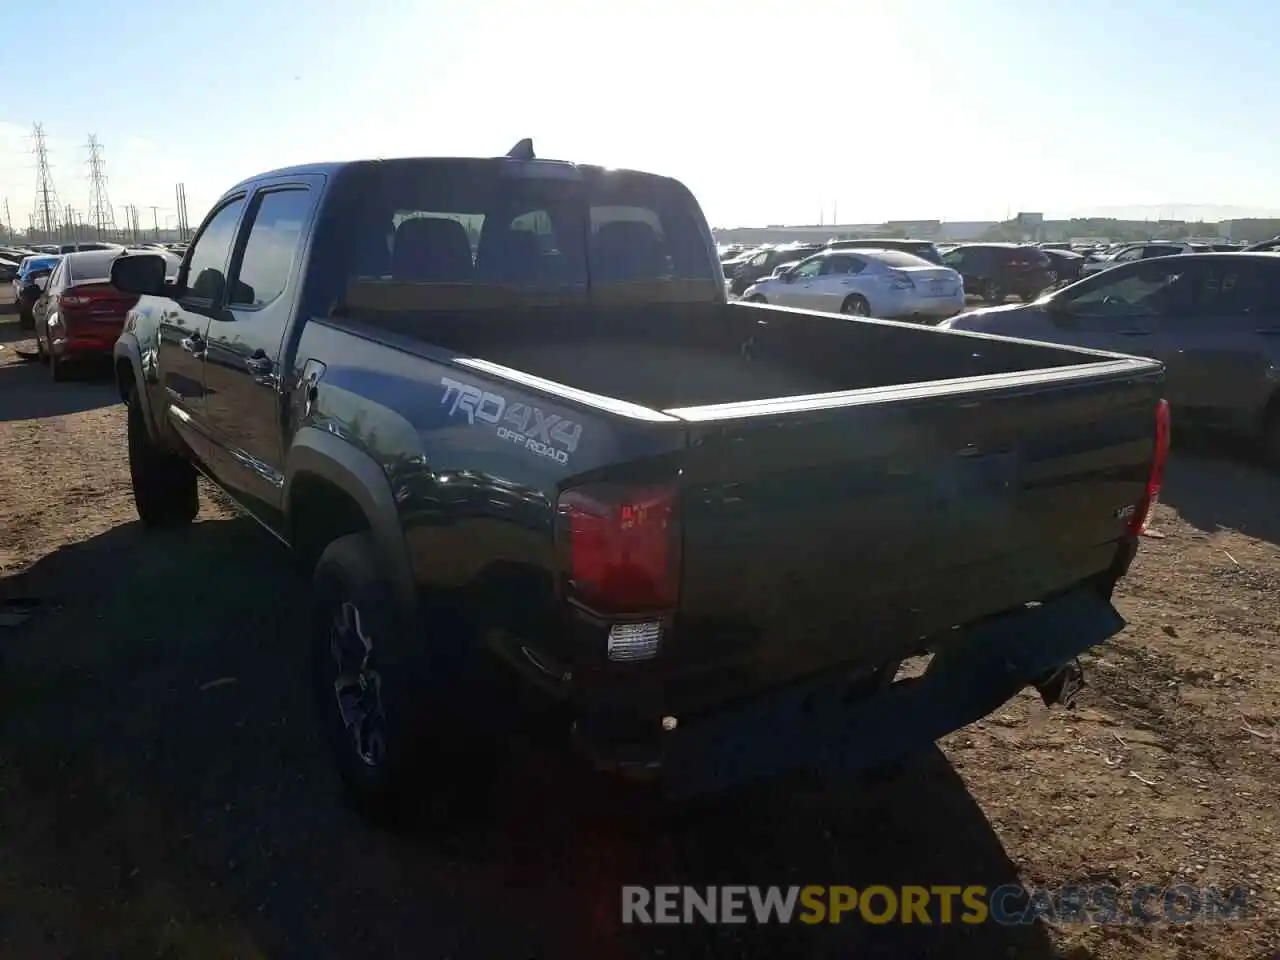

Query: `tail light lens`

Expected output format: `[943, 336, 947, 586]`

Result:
[557, 482, 680, 613]
[56, 283, 137, 328]
[888, 272, 915, 290]
[1129, 399, 1171, 536]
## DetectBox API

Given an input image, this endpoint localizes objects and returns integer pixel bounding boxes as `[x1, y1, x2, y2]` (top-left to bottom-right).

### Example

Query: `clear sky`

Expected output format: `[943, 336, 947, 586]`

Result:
[0, 0, 1275, 230]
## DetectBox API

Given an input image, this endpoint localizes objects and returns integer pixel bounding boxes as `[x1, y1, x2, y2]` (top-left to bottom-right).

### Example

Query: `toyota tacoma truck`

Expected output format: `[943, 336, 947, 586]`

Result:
[111, 141, 1170, 821]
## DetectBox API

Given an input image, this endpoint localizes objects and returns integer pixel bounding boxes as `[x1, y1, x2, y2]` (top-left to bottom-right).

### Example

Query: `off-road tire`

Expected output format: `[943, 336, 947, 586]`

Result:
[127, 383, 199, 527]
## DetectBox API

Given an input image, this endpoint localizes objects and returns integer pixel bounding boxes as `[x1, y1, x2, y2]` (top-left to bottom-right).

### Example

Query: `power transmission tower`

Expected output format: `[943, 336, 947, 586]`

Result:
[149, 205, 160, 240]
[129, 204, 142, 244]
[86, 134, 117, 240]
[31, 123, 61, 239]
[2, 197, 12, 240]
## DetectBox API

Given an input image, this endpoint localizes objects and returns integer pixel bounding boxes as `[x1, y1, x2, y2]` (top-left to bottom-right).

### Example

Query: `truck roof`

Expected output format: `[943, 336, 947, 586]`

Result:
[226, 154, 678, 196]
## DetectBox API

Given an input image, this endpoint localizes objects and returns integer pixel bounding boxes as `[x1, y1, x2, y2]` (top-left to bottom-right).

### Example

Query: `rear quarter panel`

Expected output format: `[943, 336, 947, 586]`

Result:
[289, 319, 687, 660]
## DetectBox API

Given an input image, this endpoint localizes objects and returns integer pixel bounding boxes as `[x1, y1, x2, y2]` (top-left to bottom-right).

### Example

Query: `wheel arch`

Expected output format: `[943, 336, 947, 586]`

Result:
[284, 427, 417, 615]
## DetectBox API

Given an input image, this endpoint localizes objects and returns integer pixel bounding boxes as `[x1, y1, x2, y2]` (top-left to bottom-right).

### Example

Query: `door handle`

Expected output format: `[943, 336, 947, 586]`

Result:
[180, 333, 205, 356]
[1254, 327, 1280, 335]
[245, 354, 274, 375]
[245, 353, 278, 388]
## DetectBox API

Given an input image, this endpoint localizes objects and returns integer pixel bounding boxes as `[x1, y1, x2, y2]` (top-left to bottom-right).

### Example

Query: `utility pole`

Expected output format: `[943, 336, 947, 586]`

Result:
[2, 197, 12, 240]
[31, 123, 61, 240]
[149, 205, 161, 240]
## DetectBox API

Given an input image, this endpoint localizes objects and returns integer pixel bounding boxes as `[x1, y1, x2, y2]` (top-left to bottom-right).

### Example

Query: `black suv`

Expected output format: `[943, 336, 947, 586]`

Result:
[941, 243, 1053, 303]
[826, 237, 943, 265]
[726, 244, 823, 295]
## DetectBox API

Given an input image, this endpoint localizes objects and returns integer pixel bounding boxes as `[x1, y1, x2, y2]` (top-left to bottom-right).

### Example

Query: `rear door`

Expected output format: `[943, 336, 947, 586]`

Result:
[203, 180, 319, 528]
[1159, 257, 1280, 431]
[159, 194, 248, 463]
[805, 254, 866, 311]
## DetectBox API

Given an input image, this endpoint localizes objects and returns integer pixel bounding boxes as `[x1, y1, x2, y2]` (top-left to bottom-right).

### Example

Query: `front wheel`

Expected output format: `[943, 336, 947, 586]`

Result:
[982, 280, 1005, 304]
[127, 384, 199, 527]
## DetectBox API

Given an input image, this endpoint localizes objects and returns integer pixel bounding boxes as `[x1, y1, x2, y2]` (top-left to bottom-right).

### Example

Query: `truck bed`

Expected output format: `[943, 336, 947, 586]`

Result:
[371, 299, 1103, 411]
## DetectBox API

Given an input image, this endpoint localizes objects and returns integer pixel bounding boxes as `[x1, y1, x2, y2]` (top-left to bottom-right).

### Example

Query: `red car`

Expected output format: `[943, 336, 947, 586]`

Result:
[33, 249, 179, 380]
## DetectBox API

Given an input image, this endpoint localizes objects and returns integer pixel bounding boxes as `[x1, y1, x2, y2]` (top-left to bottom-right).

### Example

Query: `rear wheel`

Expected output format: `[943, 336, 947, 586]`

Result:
[127, 383, 199, 527]
[840, 295, 870, 317]
[49, 350, 73, 382]
[311, 533, 468, 827]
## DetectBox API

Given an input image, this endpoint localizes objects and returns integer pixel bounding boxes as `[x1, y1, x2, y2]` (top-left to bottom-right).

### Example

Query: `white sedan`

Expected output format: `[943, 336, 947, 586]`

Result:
[741, 248, 966, 322]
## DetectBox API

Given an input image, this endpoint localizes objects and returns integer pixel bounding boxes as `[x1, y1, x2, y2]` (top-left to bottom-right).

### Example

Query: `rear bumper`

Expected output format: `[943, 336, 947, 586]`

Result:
[49, 322, 123, 358]
[572, 573, 1132, 800]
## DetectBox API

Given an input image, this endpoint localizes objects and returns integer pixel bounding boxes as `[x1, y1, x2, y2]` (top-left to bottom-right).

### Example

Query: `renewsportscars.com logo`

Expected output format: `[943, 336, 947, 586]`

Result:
[621, 884, 1250, 926]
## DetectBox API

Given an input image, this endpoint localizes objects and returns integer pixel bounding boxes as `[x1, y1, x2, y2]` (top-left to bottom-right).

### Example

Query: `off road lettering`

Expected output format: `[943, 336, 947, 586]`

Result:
[440, 376, 582, 463]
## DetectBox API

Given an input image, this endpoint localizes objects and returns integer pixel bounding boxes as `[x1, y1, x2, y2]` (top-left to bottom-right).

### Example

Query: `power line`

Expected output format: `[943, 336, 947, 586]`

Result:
[86, 133, 117, 239]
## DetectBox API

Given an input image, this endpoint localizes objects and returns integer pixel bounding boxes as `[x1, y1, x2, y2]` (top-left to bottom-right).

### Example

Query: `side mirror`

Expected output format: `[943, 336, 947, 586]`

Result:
[110, 253, 168, 297]
[776, 267, 794, 282]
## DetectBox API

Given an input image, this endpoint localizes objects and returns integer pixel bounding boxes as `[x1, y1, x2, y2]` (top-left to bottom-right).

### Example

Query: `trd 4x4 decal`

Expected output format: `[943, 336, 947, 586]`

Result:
[440, 376, 582, 465]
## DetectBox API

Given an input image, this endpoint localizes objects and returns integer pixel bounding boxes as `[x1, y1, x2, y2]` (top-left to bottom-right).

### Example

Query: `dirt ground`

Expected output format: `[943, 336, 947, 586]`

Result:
[0, 314, 1277, 959]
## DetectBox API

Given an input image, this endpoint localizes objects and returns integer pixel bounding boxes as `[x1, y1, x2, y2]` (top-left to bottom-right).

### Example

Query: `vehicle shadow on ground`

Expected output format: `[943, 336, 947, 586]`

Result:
[0, 347, 117, 421]
[1161, 438, 1280, 547]
[0, 515, 1059, 960]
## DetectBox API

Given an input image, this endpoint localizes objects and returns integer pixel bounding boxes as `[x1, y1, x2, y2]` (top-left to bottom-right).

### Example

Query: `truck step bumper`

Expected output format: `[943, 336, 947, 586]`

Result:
[660, 587, 1125, 800]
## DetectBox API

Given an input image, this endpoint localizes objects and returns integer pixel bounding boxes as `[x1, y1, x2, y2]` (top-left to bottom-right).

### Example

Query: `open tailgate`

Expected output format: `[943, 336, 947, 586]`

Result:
[661, 357, 1163, 717]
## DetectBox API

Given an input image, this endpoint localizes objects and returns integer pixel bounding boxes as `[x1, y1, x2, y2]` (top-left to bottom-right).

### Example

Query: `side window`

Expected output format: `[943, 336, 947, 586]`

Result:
[749, 252, 769, 268]
[942, 249, 965, 268]
[228, 189, 311, 308]
[791, 258, 825, 279]
[1114, 247, 1143, 262]
[1142, 245, 1180, 259]
[1063, 262, 1189, 317]
[183, 197, 247, 302]
[1243, 261, 1280, 317]
[46, 260, 66, 293]
[821, 255, 864, 276]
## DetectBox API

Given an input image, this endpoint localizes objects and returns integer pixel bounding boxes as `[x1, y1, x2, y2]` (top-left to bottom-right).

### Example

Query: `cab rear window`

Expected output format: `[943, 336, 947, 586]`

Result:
[314, 159, 716, 310]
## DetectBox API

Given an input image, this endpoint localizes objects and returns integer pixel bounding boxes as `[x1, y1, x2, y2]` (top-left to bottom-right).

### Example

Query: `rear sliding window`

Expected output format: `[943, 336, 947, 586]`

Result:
[311, 159, 715, 312]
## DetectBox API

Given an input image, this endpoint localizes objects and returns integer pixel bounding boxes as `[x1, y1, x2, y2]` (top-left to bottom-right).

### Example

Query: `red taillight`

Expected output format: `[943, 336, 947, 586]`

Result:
[557, 482, 680, 612]
[1129, 398, 1171, 535]
[58, 283, 135, 318]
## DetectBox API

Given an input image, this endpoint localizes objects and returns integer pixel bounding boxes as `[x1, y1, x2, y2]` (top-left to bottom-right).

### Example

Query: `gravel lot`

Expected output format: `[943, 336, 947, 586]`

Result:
[0, 315, 1277, 959]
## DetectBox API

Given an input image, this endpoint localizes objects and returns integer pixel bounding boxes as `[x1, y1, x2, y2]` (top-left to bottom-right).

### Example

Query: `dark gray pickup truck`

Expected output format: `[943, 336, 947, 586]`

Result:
[111, 143, 1169, 821]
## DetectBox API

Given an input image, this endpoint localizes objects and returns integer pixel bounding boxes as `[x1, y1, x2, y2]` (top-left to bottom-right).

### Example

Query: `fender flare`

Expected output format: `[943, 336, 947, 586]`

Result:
[284, 426, 417, 615]
[112, 334, 160, 439]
